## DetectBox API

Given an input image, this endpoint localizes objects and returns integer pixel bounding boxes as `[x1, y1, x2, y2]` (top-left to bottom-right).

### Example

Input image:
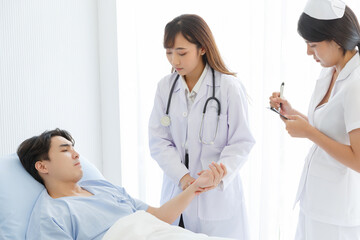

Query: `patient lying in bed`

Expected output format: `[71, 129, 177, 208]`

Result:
[18, 129, 228, 240]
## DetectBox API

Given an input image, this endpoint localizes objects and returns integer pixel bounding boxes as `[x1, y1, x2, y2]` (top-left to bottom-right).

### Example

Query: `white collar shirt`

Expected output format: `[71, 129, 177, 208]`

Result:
[181, 64, 209, 152]
[181, 63, 209, 112]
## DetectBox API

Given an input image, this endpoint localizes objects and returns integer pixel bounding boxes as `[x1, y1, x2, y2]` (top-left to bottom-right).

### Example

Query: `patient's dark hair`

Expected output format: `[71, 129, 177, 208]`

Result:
[298, 6, 360, 55]
[17, 128, 75, 185]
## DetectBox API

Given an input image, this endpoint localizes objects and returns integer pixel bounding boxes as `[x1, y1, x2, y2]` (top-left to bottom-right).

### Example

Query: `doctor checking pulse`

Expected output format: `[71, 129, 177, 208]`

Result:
[149, 14, 255, 239]
[270, 0, 360, 239]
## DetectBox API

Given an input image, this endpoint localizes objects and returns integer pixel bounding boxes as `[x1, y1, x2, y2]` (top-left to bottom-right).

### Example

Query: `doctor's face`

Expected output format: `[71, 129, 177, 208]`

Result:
[305, 40, 343, 68]
[166, 33, 204, 78]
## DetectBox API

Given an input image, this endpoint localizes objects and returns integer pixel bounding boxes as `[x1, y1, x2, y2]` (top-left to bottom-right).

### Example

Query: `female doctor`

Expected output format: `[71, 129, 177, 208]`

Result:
[270, 0, 360, 239]
[149, 14, 255, 239]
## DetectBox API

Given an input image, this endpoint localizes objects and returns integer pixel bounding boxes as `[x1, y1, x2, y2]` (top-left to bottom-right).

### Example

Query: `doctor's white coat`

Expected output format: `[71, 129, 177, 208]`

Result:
[148, 69, 255, 239]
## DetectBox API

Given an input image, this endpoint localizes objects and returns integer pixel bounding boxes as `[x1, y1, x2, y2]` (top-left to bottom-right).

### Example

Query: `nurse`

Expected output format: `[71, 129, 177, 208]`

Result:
[149, 14, 255, 239]
[270, 0, 360, 239]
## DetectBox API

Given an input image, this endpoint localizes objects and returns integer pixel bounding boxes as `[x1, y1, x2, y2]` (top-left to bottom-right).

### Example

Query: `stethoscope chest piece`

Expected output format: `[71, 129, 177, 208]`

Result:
[160, 115, 171, 127]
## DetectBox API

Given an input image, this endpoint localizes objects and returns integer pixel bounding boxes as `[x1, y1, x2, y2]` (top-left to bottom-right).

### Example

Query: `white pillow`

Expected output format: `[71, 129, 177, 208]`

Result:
[0, 153, 105, 240]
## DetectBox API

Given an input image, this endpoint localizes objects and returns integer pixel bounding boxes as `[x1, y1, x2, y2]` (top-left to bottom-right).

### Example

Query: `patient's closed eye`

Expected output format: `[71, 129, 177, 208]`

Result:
[60, 146, 70, 152]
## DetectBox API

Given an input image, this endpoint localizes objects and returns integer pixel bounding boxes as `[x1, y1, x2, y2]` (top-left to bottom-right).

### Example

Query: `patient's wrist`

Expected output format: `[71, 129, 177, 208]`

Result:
[195, 170, 214, 188]
[187, 181, 201, 193]
[180, 174, 195, 190]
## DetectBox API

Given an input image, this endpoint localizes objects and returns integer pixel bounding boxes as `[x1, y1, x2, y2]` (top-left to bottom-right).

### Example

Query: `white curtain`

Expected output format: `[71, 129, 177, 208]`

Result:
[115, 0, 360, 239]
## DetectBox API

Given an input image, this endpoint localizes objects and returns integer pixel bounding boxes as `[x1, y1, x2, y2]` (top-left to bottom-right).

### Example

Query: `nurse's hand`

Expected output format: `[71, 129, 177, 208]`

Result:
[285, 115, 315, 138]
[269, 92, 294, 115]
[180, 174, 196, 191]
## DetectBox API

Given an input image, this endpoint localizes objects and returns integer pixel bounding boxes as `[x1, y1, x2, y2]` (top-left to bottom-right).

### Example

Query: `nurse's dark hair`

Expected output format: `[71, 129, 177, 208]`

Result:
[17, 128, 75, 185]
[164, 14, 236, 76]
[298, 6, 360, 55]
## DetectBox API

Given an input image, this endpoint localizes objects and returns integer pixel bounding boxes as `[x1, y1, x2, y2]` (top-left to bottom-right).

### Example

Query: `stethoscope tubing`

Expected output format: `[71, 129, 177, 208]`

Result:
[165, 74, 180, 115]
[166, 67, 219, 116]
[162, 67, 221, 145]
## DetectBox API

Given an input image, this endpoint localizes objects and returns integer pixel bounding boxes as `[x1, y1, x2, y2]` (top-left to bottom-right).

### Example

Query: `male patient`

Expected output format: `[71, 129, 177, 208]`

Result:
[18, 128, 227, 239]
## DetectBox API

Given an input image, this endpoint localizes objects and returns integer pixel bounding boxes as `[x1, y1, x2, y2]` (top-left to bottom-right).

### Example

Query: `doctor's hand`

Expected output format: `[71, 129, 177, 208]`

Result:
[285, 115, 315, 138]
[269, 92, 294, 115]
[195, 162, 227, 193]
[180, 174, 196, 191]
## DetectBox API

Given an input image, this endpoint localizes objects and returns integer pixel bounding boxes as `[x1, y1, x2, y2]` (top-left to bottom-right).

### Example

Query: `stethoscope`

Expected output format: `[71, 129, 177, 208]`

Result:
[160, 67, 221, 145]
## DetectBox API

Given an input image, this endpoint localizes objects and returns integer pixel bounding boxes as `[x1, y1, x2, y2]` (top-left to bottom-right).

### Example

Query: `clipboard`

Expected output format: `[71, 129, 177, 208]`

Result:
[267, 107, 289, 120]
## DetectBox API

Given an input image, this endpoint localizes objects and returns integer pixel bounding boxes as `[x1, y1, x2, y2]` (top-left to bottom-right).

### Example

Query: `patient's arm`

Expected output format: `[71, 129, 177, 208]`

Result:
[147, 162, 227, 224]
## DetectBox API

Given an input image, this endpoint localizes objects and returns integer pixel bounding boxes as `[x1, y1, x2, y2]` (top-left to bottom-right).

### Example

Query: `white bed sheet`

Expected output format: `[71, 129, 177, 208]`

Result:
[102, 210, 234, 240]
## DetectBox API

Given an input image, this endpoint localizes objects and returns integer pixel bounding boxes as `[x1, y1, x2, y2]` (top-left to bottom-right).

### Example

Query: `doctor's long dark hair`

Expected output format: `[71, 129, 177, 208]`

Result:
[164, 14, 236, 76]
[298, 6, 360, 55]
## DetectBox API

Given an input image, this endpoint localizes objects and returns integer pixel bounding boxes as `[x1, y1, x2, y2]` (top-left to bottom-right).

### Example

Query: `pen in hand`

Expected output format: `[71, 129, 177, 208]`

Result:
[279, 82, 284, 110]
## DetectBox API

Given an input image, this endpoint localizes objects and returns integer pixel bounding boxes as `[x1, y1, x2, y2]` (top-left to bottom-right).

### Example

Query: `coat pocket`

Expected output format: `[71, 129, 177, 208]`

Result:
[197, 183, 241, 221]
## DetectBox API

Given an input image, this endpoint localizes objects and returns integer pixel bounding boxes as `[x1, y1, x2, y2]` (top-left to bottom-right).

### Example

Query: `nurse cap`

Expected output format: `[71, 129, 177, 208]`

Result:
[304, 0, 346, 20]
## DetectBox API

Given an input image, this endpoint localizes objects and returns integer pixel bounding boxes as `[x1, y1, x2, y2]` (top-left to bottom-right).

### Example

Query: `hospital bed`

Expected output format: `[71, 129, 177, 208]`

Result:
[0, 154, 232, 240]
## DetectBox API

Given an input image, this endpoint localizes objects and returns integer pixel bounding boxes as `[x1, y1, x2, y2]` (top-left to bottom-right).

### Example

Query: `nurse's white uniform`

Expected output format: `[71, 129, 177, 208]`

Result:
[149, 64, 255, 239]
[294, 53, 360, 239]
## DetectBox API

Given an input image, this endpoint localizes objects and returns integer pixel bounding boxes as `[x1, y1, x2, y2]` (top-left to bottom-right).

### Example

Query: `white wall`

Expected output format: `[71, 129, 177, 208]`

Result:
[0, 0, 120, 177]
[97, 0, 122, 185]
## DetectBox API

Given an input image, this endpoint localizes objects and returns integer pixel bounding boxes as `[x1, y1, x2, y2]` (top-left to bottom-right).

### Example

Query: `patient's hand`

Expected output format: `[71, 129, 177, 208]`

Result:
[194, 162, 227, 191]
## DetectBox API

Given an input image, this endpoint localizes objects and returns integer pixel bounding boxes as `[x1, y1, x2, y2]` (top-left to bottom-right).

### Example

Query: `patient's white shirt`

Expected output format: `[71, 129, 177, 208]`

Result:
[26, 180, 148, 240]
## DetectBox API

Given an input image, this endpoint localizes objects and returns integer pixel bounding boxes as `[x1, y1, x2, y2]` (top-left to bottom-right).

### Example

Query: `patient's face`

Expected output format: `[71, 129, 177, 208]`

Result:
[45, 136, 83, 183]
